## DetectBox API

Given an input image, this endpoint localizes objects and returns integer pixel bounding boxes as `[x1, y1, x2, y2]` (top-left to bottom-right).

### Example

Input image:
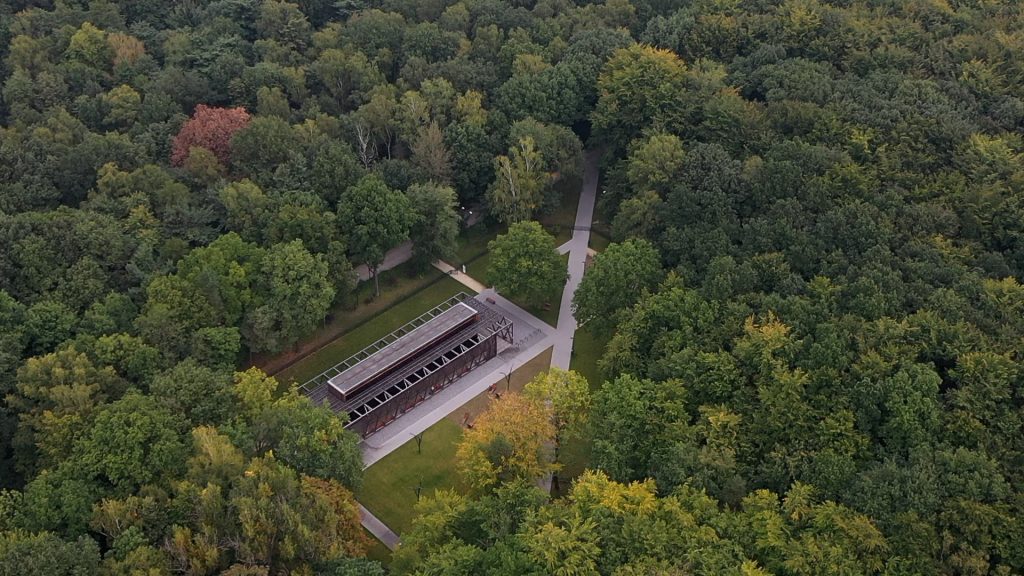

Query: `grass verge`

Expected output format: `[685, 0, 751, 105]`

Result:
[363, 532, 392, 567]
[274, 274, 466, 385]
[541, 176, 582, 246]
[359, 348, 554, 536]
[569, 326, 610, 391]
[554, 327, 612, 498]
[358, 418, 465, 537]
[589, 231, 612, 252]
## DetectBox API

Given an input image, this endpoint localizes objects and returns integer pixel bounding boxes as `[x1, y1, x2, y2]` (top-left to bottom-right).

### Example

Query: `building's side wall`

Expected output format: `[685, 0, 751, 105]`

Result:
[346, 332, 498, 437]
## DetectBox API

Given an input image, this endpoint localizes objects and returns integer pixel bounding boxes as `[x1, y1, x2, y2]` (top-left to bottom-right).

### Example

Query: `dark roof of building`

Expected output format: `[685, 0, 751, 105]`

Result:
[327, 301, 479, 399]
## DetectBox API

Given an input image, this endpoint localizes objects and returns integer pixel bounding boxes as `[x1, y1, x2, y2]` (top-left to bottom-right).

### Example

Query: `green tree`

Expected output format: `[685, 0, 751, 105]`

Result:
[150, 359, 235, 426]
[486, 137, 549, 224]
[65, 22, 111, 70]
[589, 374, 690, 484]
[73, 392, 188, 492]
[219, 179, 271, 244]
[591, 44, 690, 151]
[176, 233, 264, 326]
[244, 240, 334, 354]
[23, 300, 76, 356]
[487, 221, 566, 307]
[625, 132, 686, 196]
[572, 239, 663, 336]
[91, 333, 162, 386]
[9, 348, 126, 476]
[135, 275, 217, 360]
[336, 175, 414, 296]
[268, 393, 363, 489]
[229, 116, 302, 182]
[445, 121, 495, 204]
[0, 531, 100, 576]
[411, 122, 452, 184]
[524, 368, 590, 493]
[406, 182, 460, 270]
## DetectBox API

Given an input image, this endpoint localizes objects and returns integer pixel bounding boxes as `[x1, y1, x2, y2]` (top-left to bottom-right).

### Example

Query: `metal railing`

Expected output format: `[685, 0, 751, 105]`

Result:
[298, 291, 471, 395]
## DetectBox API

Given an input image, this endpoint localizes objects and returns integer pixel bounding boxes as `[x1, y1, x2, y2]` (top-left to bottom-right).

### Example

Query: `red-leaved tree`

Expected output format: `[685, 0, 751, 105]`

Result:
[171, 104, 251, 167]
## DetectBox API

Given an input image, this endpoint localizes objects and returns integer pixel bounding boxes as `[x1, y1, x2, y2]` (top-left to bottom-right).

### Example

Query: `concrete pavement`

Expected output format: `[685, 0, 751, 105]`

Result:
[359, 504, 401, 550]
[433, 261, 487, 293]
[354, 240, 413, 281]
[550, 149, 599, 369]
[355, 150, 600, 542]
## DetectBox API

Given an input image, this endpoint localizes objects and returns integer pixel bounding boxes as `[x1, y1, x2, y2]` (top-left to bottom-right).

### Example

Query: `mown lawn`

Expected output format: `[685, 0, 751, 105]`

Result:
[590, 231, 612, 252]
[464, 250, 491, 287]
[569, 326, 610, 391]
[358, 418, 465, 537]
[455, 221, 502, 264]
[541, 176, 582, 246]
[359, 348, 554, 538]
[555, 326, 612, 498]
[275, 274, 467, 386]
[363, 532, 392, 568]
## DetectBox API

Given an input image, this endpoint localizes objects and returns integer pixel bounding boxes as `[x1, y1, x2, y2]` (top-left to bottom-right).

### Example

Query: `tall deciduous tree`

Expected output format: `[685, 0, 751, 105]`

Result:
[0, 531, 100, 576]
[336, 175, 414, 297]
[591, 45, 690, 152]
[406, 182, 460, 270]
[244, 240, 334, 353]
[487, 221, 566, 307]
[411, 122, 452, 184]
[486, 137, 549, 224]
[170, 105, 251, 167]
[72, 392, 188, 492]
[524, 368, 590, 493]
[572, 239, 663, 336]
[456, 393, 555, 493]
[9, 348, 126, 476]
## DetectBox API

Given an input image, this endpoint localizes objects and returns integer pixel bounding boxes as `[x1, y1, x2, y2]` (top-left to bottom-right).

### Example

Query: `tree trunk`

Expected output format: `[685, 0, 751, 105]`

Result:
[373, 265, 381, 297]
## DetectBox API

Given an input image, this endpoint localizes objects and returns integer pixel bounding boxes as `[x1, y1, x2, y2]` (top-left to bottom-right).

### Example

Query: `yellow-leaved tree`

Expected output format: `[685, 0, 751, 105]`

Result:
[456, 393, 556, 493]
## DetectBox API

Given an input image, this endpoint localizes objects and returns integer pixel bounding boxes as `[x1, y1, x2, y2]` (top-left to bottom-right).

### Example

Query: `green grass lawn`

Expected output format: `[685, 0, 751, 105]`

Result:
[554, 326, 613, 498]
[359, 418, 464, 536]
[464, 250, 492, 287]
[589, 231, 612, 252]
[569, 326, 610, 390]
[359, 348, 554, 537]
[275, 275, 467, 386]
[363, 532, 392, 567]
[541, 176, 582, 246]
[455, 221, 502, 264]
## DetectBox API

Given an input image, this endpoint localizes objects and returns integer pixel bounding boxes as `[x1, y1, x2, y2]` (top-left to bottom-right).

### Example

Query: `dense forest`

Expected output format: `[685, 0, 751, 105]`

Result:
[2, 0, 1024, 574]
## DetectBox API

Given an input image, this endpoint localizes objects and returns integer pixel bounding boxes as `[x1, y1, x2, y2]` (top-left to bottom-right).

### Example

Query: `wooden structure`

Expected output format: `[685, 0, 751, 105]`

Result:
[301, 293, 513, 437]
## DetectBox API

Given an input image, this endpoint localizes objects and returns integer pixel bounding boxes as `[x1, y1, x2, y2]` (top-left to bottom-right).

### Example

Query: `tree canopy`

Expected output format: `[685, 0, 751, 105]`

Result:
[3, 0, 1024, 573]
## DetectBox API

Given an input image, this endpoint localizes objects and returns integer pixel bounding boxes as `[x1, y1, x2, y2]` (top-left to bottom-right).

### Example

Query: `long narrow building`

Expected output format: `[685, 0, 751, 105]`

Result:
[301, 294, 513, 437]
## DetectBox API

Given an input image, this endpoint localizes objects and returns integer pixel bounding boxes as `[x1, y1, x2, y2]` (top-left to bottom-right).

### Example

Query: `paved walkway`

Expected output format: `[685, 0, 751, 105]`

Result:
[355, 151, 600, 544]
[354, 240, 413, 281]
[361, 286, 555, 467]
[359, 503, 400, 550]
[433, 261, 487, 293]
[550, 149, 599, 369]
